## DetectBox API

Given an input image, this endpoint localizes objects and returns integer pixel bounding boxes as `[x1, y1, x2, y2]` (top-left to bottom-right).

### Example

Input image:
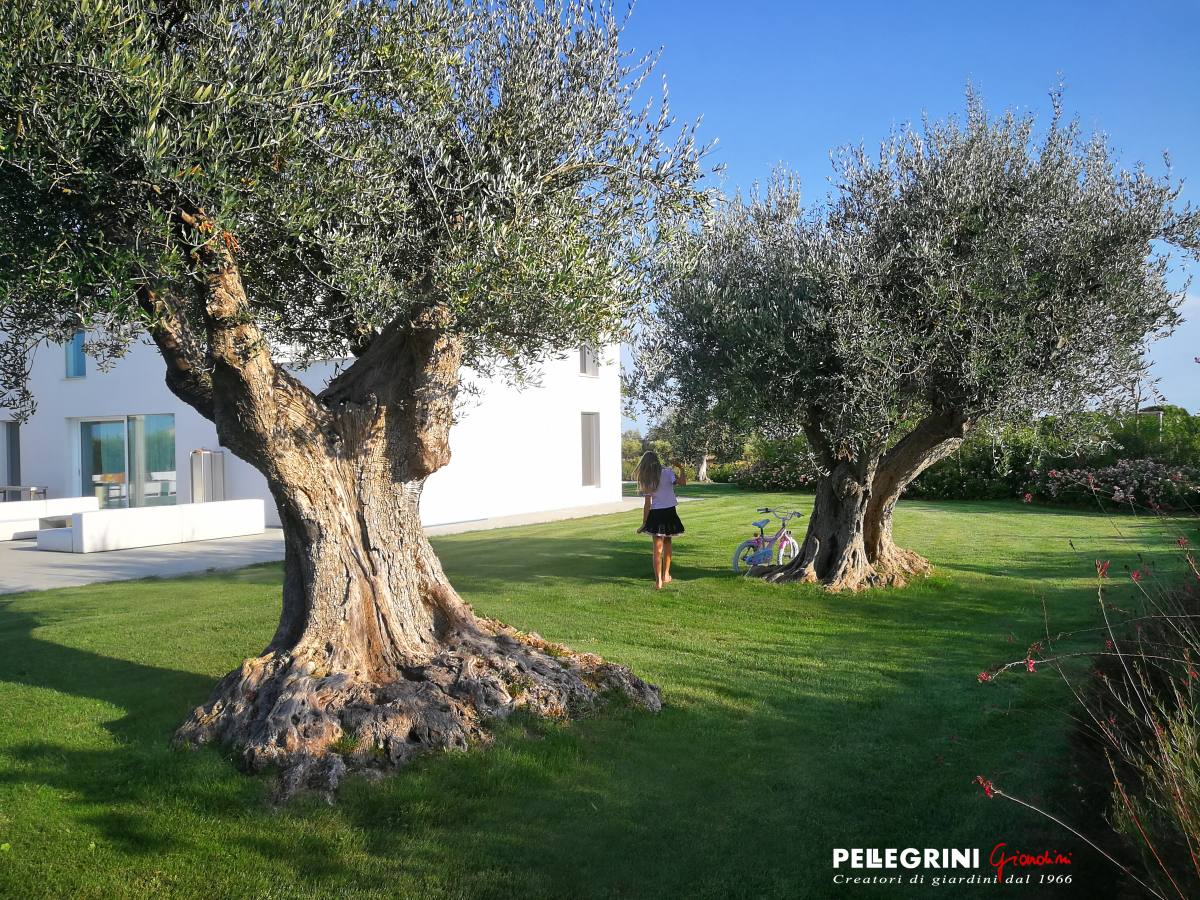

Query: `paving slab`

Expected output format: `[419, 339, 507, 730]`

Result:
[0, 529, 289, 595]
[0, 496, 688, 594]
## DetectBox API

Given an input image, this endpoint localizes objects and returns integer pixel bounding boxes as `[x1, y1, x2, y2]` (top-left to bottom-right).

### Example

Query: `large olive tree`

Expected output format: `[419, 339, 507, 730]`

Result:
[636, 92, 1197, 592]
[0, 0, 707, 794]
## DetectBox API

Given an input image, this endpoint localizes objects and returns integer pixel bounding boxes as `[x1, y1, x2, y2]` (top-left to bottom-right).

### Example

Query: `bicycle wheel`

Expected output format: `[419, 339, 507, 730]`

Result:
[776, 536, 800, 566]
[733, 540, 759, 574]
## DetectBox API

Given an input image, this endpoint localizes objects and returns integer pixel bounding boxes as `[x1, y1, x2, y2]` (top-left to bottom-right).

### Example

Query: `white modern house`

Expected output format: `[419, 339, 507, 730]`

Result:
[0, 336, 621, 530]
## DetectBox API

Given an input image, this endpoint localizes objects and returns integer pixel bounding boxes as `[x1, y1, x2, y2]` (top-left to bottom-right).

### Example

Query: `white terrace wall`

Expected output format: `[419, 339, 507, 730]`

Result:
[15, 339, 621, 528]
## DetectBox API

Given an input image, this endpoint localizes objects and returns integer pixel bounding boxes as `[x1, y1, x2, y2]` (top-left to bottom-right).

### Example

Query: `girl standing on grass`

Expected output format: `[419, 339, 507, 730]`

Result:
[633, 451, 686, 589]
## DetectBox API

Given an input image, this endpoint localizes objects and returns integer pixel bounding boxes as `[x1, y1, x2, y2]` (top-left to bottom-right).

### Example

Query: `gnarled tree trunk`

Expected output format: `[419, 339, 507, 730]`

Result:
[156, 265, 660, 799]
[749, 409, 973, 592]
[863, 409, 974, 582]
[754, 456, 879, 591]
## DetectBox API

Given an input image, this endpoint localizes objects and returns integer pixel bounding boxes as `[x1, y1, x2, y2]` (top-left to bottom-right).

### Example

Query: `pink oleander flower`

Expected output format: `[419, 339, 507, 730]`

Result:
[1023, 493, 1032, 503]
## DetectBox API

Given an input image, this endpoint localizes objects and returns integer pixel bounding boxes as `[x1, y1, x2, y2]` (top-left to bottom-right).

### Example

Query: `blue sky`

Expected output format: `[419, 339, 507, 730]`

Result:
[620, 0, 1200, 430]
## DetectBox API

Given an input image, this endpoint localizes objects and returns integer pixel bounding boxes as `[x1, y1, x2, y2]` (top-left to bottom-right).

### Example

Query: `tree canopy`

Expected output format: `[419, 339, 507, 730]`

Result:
[1, 0, 707, 418]
[636, 89, 1199, 590]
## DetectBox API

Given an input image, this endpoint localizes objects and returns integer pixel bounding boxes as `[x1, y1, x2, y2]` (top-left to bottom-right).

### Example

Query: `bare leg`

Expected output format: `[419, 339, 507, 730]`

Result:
[662, 537, 673, 584]
[652, 536, 664, 589]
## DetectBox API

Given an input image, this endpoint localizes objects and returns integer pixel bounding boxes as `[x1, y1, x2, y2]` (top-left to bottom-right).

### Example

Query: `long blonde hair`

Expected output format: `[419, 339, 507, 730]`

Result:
[633, 451, 664, 496]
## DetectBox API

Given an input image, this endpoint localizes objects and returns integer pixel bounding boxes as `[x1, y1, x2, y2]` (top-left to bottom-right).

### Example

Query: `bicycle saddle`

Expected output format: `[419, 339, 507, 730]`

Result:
[752, 519, 770, 529]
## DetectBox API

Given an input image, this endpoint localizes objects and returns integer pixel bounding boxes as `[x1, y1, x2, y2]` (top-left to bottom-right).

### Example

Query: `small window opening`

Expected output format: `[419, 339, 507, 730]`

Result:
[66, 331, 86, 379]
[579, 346, 599, 377]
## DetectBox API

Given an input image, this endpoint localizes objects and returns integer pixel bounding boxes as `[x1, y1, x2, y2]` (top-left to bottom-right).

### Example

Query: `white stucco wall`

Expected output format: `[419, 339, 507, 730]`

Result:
[15, 339, 620, 526]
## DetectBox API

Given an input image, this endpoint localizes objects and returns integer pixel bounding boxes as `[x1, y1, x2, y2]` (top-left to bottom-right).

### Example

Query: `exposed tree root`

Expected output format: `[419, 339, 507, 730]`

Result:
[870, 541, 934, 587]
[173, 616, 660, 803]
[745, 536, 932, 592]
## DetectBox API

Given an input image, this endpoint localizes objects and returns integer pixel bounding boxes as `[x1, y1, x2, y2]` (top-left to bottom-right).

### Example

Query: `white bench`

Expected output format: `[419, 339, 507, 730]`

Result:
[0, 497, 101, 541]
[36, 499, 265, 553]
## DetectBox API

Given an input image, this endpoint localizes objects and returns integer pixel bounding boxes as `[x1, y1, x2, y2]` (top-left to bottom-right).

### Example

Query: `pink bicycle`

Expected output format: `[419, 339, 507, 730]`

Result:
[732, 506, 804, 573]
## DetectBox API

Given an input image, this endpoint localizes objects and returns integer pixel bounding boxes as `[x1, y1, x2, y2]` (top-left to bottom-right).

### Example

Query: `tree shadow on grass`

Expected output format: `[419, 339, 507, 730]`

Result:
[0, 528, 1136, 899]
[0, 601, 1124, 900]
[0, 602, 218, 748]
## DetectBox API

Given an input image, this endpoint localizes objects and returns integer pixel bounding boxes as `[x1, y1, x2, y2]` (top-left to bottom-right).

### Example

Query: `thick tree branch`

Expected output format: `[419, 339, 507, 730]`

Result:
[137, 283, 216, 421]
[200, 258, 329, 467]
[863, 408, 976, 577]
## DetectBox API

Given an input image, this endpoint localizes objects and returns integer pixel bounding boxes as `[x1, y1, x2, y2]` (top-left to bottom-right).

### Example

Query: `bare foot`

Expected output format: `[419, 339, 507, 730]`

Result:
[663, 575, 672, 584]
[656, 581, 663, 589]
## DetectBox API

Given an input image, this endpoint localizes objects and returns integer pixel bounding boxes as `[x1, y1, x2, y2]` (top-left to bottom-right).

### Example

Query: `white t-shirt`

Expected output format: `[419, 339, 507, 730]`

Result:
[642, 468, 678, 510]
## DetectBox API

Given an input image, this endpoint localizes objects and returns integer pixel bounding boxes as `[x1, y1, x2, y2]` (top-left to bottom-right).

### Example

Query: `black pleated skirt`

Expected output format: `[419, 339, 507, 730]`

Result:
[643, 505, 685, 536]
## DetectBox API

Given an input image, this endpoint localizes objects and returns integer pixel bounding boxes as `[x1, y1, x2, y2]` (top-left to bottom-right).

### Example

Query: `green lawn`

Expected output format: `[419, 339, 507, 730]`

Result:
[0, 486, 1188, 899]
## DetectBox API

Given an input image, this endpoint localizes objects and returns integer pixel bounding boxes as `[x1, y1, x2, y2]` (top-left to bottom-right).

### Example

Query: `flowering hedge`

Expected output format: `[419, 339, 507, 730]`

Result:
[730, 461, 816, 492]
[1021, 459, 1200, 512]
[707, 462, 747, 484]
[903, 455, 1031, 501]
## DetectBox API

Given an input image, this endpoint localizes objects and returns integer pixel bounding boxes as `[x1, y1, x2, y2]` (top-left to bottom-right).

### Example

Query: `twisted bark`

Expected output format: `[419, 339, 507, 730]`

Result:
[864, 409, 975, 582]
[163, 263, 660, 799]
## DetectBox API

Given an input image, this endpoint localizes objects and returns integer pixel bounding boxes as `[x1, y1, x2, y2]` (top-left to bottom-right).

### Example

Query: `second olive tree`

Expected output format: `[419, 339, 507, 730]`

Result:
[637, 92, 1197, 591]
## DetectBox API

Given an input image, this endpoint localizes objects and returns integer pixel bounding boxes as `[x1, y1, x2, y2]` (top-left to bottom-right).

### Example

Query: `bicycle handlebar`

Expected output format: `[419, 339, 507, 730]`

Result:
[757, 507, 804, 520]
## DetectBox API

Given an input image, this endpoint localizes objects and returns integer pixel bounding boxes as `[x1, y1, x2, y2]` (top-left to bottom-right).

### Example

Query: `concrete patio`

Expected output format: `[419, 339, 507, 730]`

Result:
[0, 496, 653, 594]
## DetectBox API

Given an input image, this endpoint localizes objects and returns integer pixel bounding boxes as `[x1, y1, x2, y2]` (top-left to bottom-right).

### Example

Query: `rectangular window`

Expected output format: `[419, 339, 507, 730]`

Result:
[66, 331, 86, 379]
[4, 421, 19, 487]
[581, 412, 600, 486]
[579, 346, 599, 377]
[80, 414, 176, 509]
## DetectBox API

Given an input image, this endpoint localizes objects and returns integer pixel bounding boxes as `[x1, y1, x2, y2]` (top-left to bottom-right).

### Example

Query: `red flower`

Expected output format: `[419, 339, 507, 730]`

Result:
[935, 754, 944, 765]
[1023, 493, 1032, 503]
[1132, 571, 1142, 582]
[978, 671, 993, 683]
[1106, 640, 1114, 651]
[1026, 659, 1036, 673]
[974, 776, 995, 799]
[1096, 560, 1110, 578]
[1180, 538, 1189, 548]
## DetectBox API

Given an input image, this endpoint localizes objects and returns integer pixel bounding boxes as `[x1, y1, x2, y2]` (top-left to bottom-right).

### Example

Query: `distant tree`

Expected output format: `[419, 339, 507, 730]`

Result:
[1105, 405, 1200, 469]
[637, 90, 1198, 591]
[645, 401, 748, 480]
[621, 429, 644, 460]
[0, 0, 707, 792]
[644, 438, 673, 462]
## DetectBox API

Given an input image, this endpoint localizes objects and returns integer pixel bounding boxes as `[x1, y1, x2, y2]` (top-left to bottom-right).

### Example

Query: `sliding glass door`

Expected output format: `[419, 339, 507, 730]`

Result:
[80, 415, 176, 509]
[81, 420, 127, 509]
